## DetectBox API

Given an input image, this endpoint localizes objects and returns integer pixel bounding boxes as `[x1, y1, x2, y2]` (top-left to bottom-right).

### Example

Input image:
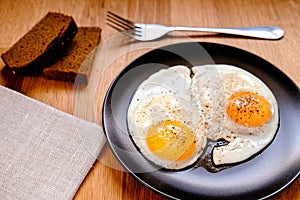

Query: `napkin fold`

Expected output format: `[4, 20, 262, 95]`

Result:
[0, 85, 105, 200]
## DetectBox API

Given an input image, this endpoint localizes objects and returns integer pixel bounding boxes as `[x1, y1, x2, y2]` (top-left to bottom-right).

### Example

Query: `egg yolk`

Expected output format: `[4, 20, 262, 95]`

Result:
[226, 91, 272, 127]
[146, 120, 196, 161]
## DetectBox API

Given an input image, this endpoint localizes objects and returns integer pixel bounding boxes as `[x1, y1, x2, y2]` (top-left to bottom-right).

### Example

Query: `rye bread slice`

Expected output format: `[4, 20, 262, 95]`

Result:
[43, 27, 101, 85]
[1, 12, 78, 75]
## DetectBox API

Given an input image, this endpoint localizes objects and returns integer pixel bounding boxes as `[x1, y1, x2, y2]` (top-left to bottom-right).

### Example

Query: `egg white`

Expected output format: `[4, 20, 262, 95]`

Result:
[127, 65, 206, 169]
[192, 64, 279, 165]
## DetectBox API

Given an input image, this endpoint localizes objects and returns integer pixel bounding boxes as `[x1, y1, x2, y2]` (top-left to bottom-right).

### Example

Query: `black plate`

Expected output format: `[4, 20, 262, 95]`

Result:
[102, 42, 300, 200]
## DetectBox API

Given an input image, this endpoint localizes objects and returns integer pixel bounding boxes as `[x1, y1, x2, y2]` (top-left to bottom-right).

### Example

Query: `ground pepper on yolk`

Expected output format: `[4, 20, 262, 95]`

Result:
[226, 91, 272, 127]
[146, 120, 196, 161]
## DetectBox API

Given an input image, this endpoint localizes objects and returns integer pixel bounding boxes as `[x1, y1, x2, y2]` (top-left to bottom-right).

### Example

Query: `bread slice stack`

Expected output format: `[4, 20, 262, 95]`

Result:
[1, 12, 101, 85]
[43, 27, 101, 84]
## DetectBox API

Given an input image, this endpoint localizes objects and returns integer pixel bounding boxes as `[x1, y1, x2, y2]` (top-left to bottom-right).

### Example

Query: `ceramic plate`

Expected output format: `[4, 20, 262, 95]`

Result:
[102, 42, 300, 200]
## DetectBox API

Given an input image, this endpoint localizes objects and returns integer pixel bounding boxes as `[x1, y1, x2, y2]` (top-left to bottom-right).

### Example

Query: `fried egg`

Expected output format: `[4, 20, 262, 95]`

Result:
[127, 66, 206, 170]
[127, 64, 279, 169]
[192, 64, 279, 165]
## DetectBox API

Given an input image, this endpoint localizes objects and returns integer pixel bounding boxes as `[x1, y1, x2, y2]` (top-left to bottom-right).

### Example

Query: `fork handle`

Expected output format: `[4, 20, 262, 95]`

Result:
[173, 26, 284, 40]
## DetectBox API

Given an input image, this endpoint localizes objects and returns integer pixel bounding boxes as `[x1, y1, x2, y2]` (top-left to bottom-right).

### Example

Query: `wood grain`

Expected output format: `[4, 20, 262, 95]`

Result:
[0, 0, 299, 199]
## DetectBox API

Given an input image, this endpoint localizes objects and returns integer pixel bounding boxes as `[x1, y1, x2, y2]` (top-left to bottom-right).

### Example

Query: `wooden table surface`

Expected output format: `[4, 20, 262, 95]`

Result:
[0, 0, 299, 199]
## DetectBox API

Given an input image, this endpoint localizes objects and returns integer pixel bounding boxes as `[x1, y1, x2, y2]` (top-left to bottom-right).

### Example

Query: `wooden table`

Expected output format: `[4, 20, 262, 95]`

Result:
[0, 0, 299, 199]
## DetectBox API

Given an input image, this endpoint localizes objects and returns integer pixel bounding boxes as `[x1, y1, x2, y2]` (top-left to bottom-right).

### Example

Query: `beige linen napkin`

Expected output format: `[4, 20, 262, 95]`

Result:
[0, 85, 105, 200]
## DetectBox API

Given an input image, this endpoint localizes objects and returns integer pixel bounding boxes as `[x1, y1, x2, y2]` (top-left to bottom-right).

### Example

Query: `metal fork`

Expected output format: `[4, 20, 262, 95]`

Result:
[106, 11, 284, 41]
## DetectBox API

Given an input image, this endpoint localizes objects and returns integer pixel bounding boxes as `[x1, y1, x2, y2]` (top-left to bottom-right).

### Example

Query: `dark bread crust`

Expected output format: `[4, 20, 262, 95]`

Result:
[43, 27, 101, 85]
[1, 12, 78, 75]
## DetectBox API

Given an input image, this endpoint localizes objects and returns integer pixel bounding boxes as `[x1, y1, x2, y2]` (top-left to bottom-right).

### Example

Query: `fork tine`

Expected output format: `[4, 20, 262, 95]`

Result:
[106, 22, 141, 38]
[107, 11, 134, 26]
[106, 19, 142, 36]
[106, 11, 142, 34]
[106, 11, 142, 38]
[106, 11, 135, 30]
[106, 17, 133, 31]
